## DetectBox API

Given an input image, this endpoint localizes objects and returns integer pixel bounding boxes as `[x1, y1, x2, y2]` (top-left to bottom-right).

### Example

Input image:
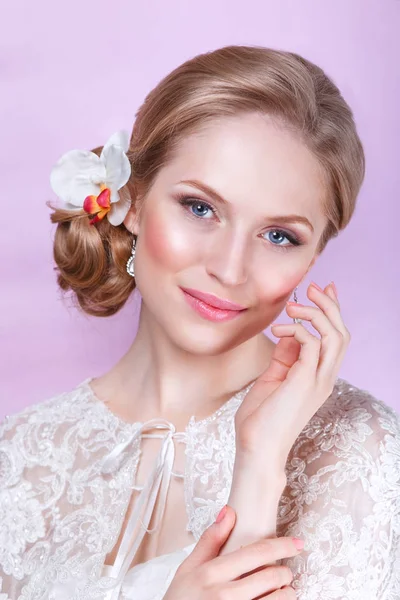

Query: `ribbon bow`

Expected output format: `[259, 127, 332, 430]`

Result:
[100, 418, 187, 599]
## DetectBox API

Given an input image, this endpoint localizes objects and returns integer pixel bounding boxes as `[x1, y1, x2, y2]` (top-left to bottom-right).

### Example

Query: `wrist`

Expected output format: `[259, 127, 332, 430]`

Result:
[225, 481, 284, 549]
[227, 462, 286, 541]
[233, 452, 288, 491]
[229, 471, 286, 512]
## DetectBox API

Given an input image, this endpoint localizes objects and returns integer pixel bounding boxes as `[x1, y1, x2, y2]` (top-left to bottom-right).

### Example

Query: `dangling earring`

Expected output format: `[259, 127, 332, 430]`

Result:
[292, 286, 303, 325]
[126, 236, 137, 277]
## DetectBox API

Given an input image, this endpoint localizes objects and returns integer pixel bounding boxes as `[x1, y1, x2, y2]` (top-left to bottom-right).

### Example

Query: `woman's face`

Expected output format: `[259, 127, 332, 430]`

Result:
[125, 112, 328, 355]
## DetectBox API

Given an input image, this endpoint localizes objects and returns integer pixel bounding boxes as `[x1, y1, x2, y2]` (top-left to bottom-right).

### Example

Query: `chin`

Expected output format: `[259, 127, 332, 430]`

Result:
[170, 321, 231, 355]
[165, 315, 260, 357]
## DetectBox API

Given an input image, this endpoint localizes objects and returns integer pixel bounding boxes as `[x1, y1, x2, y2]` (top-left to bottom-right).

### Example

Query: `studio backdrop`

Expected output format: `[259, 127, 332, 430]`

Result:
[1, 0, 399, 417]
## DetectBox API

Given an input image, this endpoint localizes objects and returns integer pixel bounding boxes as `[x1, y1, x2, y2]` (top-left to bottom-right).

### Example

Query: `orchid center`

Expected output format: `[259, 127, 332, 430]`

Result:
[83, 183, 111, 225]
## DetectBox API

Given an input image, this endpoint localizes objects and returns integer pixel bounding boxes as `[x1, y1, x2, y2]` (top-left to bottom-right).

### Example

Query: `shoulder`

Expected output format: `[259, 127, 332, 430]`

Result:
[0, 378, 114, 486]
[0, 380, 130, 598]
[1, 378, 92, 438]
[280, 379, 400, 597]
[287, 376, 400, 501]
[285, 376, 400, 503]
[333, 376, 398, 419]
[317, 376, 400, 449]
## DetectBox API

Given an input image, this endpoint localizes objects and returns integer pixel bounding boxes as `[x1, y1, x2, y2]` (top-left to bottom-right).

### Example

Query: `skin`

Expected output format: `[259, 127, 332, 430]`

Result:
[91, 111, 329, 425]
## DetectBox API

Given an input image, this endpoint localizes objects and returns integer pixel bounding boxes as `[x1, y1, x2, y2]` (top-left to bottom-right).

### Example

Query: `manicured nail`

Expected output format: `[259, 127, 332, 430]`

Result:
[215, 505, 227, 523]
[310, 281, 324, 292]
[330, 281, 338, 298]
[292, 537, 305, 550]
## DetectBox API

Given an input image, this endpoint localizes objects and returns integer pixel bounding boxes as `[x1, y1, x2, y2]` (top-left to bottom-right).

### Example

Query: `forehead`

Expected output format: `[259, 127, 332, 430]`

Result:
[159, 113, 327, 226]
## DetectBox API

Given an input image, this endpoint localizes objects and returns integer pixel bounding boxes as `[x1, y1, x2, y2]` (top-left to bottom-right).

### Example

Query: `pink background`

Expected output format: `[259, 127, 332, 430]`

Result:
[1, 0, 399, 418]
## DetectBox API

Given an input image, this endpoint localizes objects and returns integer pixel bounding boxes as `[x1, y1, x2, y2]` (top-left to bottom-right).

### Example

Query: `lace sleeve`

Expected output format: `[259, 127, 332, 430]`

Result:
[0, 385, 146, 600]
[0, 397, 70, 599]
[277, 380, 400, 600]
[0, 406, 45, 600]
[0, 388, 131, 600]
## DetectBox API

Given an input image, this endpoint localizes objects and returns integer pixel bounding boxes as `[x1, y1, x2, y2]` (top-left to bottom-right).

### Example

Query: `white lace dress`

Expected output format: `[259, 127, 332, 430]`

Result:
[0, 376, 399, 599]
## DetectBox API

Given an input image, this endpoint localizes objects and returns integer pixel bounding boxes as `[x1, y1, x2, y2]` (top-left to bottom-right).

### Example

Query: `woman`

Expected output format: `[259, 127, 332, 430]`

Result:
[1, 45, 399, 599]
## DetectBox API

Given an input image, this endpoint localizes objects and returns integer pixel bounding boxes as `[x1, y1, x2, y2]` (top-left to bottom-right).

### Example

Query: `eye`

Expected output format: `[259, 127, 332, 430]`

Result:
[177, 195, 217, 219]
[176, 193, 304, 251]
[262, 229, 303, 251]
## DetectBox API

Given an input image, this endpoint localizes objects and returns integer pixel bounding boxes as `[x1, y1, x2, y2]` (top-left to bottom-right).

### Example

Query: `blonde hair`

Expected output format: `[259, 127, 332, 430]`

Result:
[48, 45, 365, 317]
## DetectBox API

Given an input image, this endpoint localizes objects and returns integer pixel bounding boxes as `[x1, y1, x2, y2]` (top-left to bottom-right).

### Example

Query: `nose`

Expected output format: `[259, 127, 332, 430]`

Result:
[205, 229, 249, 287]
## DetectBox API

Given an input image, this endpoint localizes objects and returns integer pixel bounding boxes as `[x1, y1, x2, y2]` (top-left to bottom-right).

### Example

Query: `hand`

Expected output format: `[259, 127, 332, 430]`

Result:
[234, 281, 350, 472]
[164, 505, 301, 600]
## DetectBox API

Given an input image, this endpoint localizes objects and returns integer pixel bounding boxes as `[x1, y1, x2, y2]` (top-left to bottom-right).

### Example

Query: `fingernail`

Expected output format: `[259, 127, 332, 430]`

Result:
[215, 505, 227, 524]
[292, 537, 304, 550]
[310, 281, 324, 293]
[330, 281, 338, 298]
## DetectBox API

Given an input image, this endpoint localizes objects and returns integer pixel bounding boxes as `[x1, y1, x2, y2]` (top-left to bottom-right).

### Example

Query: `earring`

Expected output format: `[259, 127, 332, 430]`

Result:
[126, 236, 137, 278]
[292, 286, 302, 325]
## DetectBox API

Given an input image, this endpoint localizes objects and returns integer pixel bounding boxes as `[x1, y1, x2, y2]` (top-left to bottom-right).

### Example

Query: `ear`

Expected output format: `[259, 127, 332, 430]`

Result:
[123, 203, 140, 235]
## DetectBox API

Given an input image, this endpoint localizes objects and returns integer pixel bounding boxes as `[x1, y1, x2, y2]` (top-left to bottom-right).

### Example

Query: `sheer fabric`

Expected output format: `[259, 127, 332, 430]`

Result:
[0, 376, 399, 599]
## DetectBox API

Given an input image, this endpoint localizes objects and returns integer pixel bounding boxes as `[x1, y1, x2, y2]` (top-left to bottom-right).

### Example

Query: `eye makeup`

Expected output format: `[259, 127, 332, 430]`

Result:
[174, 192, 306, 253]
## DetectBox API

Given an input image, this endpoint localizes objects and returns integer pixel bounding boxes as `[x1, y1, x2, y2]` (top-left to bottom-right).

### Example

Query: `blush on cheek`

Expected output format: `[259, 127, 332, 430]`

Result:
[142, 209, 195, 270]
[142, 212, 170, 264]
[267, 274, 305, 306]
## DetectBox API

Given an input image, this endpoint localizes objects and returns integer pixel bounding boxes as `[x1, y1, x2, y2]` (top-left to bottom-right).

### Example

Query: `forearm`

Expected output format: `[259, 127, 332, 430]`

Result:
[219, 457, 287, 556]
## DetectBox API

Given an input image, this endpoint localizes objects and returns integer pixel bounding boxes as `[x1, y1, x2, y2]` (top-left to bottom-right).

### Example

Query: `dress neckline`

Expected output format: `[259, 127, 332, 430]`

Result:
[79, 376, 256, 431]
[77, 375, 256, 594]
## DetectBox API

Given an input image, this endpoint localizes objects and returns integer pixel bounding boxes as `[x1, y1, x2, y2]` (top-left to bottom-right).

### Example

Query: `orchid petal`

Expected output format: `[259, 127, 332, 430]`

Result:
[101, 130, 130, 155]
[96, 187, 111, 209]
[50, 150, 107, 206]
[107, 196, 131, 226]
[102, 144, 131, 190]
[83, 195, 100, 214]
[90, 209, 109, 225]
[56, 200, 84, 212]
[109, 187, 121, 205]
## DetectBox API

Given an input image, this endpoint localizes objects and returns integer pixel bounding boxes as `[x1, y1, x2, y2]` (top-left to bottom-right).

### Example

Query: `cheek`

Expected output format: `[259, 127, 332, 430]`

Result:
[258, 272, 304, 306]
[141, 209, 195, 271]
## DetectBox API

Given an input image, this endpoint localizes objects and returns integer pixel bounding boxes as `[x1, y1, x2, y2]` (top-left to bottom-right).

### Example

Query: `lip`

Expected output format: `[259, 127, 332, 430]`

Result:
[180, 287, 247, 311]
[181, 290, 245, 323]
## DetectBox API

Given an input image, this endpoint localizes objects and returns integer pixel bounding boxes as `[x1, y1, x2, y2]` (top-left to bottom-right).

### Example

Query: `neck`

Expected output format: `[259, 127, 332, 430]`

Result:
[92, 300, 276, 423]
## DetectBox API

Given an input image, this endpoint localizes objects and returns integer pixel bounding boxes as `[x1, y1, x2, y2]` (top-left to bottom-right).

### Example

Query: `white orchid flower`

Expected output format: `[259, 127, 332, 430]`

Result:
[49, 130, 132, 226]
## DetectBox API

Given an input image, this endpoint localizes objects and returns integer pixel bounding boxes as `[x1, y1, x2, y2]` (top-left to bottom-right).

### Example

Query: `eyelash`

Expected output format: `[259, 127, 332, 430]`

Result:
[176, 194, 304, 252]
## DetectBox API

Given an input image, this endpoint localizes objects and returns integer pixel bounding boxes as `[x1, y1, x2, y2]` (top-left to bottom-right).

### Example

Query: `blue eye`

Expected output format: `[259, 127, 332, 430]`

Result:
[264, 229, 301, 250]
[176, 193, 303, 252]
[178, 197, 216, 219]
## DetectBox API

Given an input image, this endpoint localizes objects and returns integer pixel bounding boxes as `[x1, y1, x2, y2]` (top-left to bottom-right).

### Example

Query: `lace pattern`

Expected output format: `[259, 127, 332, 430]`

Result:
[184, 380, 255, 540]
[276, 380, 400, 599]
[0, 377, 399, 599]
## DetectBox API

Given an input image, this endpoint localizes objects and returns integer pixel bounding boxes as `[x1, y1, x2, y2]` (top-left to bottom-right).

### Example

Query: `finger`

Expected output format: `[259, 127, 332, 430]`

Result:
[239, 337, 302, 417]
[268, 586, 297, 598]
[321, 284, 351, 382]
[259, 281, 341, 387]
[179, 506, 236, 573]
[285, 303, 343, 380]
[202, 537, 301, 586]
[257, 337, 302, 384]
[306, 283, 348, 339]
[270, 322, 321, 381]
[226, 563, 294, 598]
[291, 284, 350, 383]
[306, 283, 350, 381]
[326, 282, 340, 309]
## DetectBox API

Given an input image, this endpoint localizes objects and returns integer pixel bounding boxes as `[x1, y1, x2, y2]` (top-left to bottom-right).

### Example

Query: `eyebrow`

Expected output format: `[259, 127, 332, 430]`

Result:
[178, 179, 315, 233]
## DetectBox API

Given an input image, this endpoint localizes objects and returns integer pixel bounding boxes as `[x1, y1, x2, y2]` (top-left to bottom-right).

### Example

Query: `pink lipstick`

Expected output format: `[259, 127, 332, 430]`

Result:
[180, 287, 247, 322]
